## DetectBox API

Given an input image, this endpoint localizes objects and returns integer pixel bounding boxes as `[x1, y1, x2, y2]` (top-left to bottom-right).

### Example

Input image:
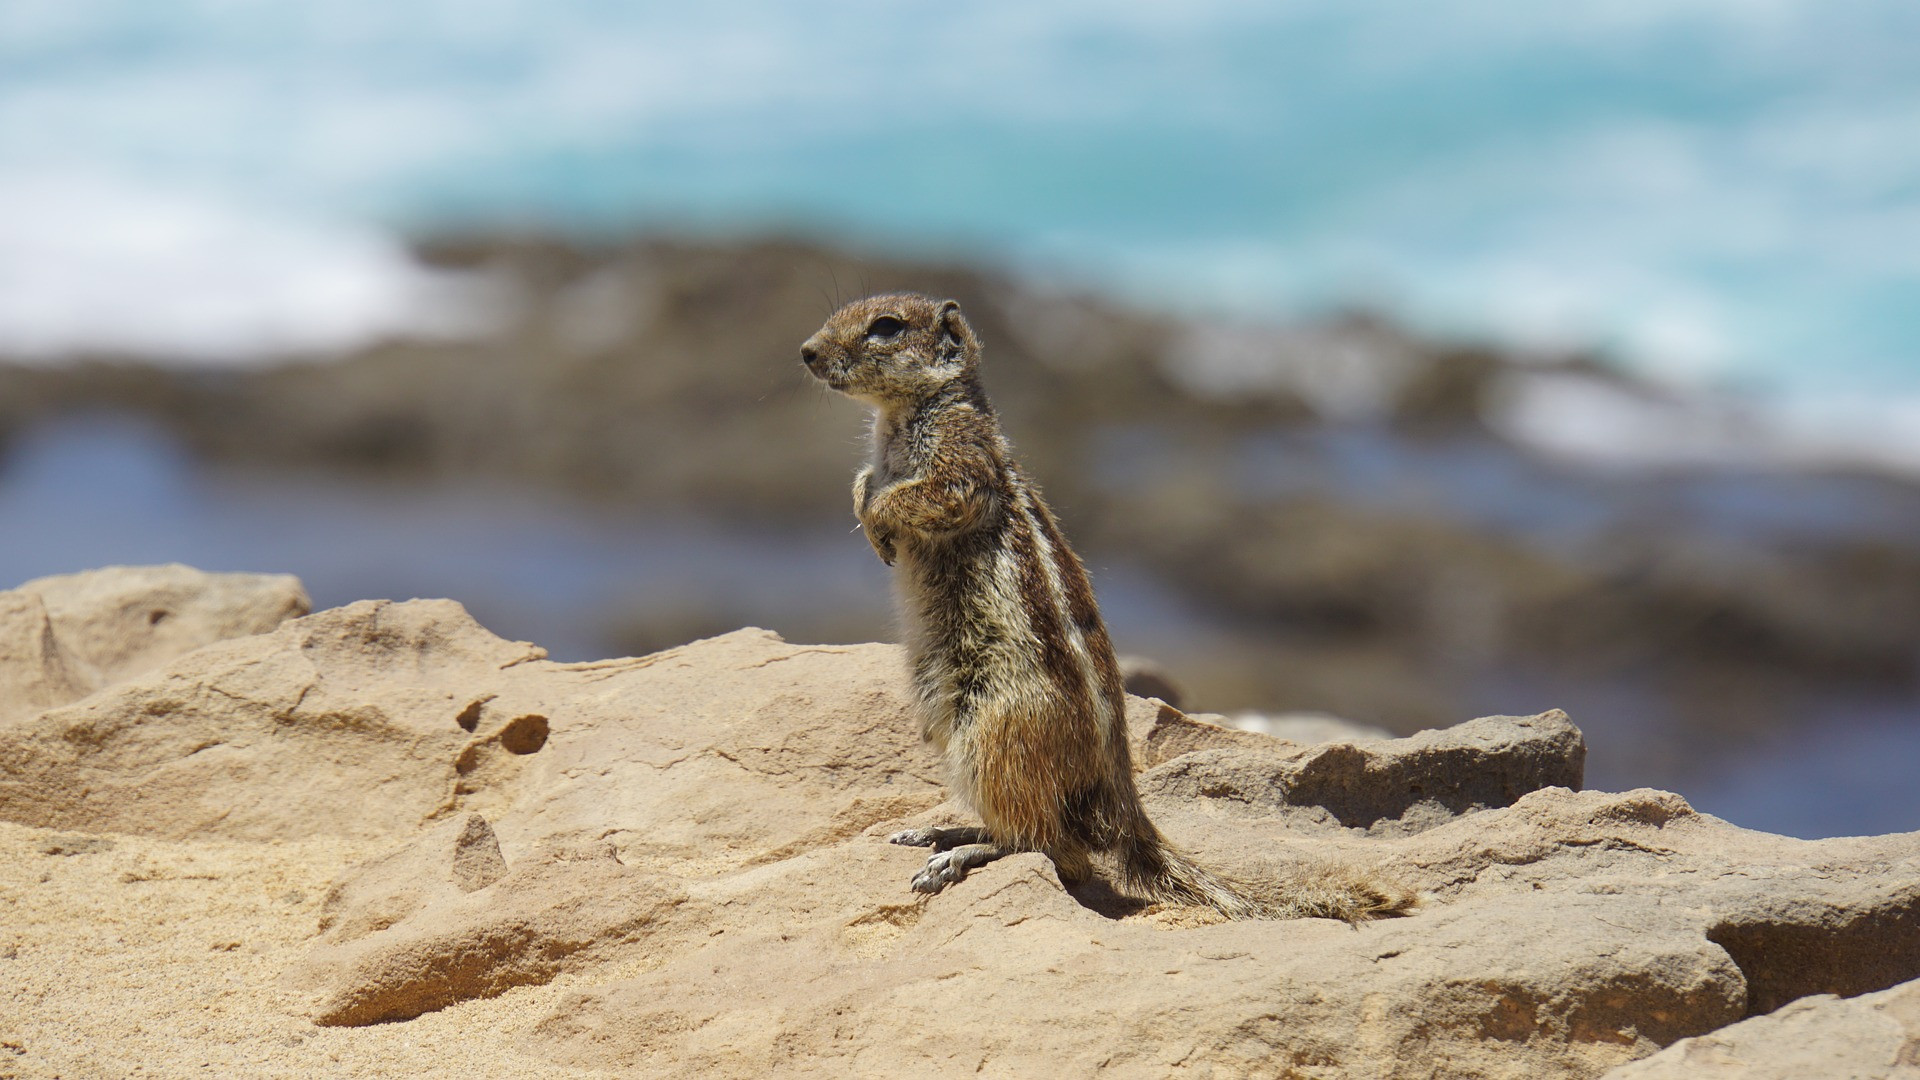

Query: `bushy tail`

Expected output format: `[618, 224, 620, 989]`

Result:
[1121, 824, 1414, 923]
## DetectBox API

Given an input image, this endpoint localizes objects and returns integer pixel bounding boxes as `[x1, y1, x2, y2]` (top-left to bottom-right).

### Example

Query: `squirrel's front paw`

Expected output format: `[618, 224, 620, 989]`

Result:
[863, 524, 897, 566]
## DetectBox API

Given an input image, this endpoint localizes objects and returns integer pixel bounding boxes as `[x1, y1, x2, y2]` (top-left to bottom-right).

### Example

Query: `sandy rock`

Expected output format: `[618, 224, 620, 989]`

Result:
[0, 565, 307, 719]
[1127, 697, 1294, 767]
[451, 813, 509, 892]
[18, 563, 309, 685]
[301, 842, 691, 1027]
[1702, 858, 1920, 1016]
[526, 844, 1748, 1079]
[0, 597, 547, 840]
[287, 628, 950, 1025]
[311, 815, 501, 946]
[256, 614, 1917, 1077]
[7, 572, 1919, 1077]
[1140, 708, 1585, 831]
[0, 588, 90, 725]
[1600, 976, 1920, 1080]
[0, 564, 306, 726]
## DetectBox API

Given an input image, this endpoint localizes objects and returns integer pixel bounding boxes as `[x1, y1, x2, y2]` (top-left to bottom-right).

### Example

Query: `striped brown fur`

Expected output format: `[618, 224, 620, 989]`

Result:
[801, 293, 1410, 921]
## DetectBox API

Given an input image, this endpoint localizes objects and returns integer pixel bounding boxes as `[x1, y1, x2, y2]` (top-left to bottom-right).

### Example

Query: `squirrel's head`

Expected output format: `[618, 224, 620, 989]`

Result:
[800, 293, 981, 406]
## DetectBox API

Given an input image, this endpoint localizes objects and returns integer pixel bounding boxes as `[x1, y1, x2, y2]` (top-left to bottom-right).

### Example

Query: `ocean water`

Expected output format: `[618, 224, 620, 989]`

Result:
[2, 0, 1916, 404]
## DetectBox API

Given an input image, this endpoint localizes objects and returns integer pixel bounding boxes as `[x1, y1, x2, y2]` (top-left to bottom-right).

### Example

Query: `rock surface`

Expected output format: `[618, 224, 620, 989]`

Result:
[3, 566, 1918, 1079]
[1136, 702, 1587, 829]
[1600, 978, 1920, 1080]
[0, 563, 308, 725]
[0, 596, 544, 840]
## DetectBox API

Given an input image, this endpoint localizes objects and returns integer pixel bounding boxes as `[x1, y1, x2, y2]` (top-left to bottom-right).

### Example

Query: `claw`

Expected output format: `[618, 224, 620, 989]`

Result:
[911, 851, 966, 894]
[890, 828, 937, 848]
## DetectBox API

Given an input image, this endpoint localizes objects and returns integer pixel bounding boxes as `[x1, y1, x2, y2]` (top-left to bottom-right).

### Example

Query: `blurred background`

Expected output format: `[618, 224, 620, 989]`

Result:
[1, 0, 1916, 838]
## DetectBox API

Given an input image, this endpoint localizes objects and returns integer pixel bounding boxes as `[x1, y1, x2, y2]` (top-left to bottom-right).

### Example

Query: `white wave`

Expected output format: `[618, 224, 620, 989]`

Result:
[1488, 370, 1920, 478]
[1161, 317, 1430, 421]
[0, 175, 503, 366]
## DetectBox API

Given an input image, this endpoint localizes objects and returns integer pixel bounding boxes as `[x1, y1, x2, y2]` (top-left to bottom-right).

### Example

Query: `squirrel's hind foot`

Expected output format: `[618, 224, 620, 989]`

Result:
[909, 842, 1009, 894]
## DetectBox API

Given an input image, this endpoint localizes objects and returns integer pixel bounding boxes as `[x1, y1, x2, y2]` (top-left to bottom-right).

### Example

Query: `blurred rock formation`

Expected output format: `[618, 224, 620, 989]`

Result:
[1, 236, 1916, 784]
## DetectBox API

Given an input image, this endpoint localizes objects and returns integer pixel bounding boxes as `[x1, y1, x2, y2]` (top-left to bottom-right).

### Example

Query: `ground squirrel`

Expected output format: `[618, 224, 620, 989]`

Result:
[801, 293, 1409, 920]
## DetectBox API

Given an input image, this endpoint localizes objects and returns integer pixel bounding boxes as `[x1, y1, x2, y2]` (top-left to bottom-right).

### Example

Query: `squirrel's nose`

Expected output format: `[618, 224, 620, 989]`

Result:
[800, 344, 820, 368]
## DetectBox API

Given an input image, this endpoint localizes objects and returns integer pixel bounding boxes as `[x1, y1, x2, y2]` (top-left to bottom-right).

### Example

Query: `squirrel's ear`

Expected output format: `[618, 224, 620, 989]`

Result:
[936, 300, 976, 354]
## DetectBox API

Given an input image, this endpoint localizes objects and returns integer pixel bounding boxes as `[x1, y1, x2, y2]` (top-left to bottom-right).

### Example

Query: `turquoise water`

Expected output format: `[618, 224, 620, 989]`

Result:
[3, 0, 1917, 393]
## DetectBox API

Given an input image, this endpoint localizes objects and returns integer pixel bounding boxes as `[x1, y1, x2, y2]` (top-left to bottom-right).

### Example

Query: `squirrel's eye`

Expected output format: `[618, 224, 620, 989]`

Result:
[865, 316, 906, 340]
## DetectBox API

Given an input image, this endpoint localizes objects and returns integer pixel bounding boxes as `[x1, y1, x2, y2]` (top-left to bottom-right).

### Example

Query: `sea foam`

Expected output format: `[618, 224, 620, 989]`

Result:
[0, 174, 501, 366]
[1489, 369, 1920, 479]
